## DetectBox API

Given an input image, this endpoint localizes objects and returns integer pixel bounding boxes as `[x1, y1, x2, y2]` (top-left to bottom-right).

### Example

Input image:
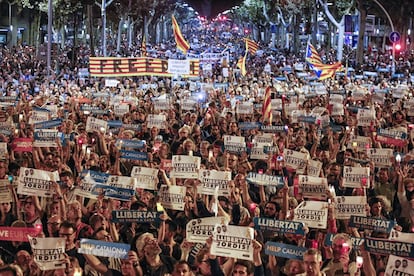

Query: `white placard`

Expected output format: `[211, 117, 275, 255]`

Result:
[211, 224, 254, 261]
[293, 201, 328, 229]
[33, 129, 59, 147]
[334, 196, 367, 220]
[186, 216, 229, 243]
[159, 185, 186, 211]
[283, 149, 308, 172]
[199, 169, 231, 196]
[29, 111, 50, 125]
[306, 159, 322, 177]
[170, 155, 201, 179]
[105, 79, 120, 87]
[168, 59, 190, 75]
[356, 109, 375, 127]
[347, 136, 372, 152]
[236, 102, 253, 115]
[385, 255, 414, 276]
[147, 114, 167, 129]
[86, 116, 108, 134]
[342, 166, 370, 188]
[106, 175, 136, 190]
[0, 180, 13, 203]
[130, 166, 159, 190]
[29, 236, 66, 271]
[298, 175, 328, 200]
[367, 148, 393, 168]
[114, 103, 129, 117]
[17, 168, 59, 197]
[0, 142, 7, 159]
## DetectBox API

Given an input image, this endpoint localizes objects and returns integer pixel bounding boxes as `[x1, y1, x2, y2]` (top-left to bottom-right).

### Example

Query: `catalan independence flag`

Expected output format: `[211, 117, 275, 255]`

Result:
[237, 52, 247, 76]
[262, 86, 272, 124]
[245, 38, 259, 55]
[306, 42, 342, 81]
[172, 15, 190, 54]
[141, 34, 147, 57]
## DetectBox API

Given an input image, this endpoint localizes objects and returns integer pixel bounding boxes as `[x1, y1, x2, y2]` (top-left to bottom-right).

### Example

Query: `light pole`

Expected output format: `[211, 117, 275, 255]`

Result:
[100, 0, 114, 57]
[47, 0, 52, 77]
[371, 0, 396, 74]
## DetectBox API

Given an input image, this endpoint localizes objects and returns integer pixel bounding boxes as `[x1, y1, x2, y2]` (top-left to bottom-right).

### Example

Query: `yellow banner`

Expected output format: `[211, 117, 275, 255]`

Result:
[89, 57, 200, 78]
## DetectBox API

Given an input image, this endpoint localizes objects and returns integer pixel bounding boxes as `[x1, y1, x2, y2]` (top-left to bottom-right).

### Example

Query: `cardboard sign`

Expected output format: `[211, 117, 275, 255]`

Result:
[170, 155, 201, 179]
[29, 236, 66, 271]
[186, 216, 229, 243]
[211, 225, 254, 261]
[159, 185, 186, 211]
[334, 196, 367, 219]
[17, 168, 59, 197]
[130, 166, 159, 190]
[199, 169, 231, 196]
[293, 201, 328, 229]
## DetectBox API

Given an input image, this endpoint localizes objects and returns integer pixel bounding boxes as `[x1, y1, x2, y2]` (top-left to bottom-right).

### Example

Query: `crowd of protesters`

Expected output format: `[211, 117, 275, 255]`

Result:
[0, 28, 413, 276]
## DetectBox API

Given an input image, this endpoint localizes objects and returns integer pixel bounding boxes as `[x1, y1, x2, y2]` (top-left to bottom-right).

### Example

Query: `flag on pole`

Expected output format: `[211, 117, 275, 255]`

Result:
[172, 15, 190, 54]
[262, 86, 273, 123]
[305, 42, 342, 80]
[141, 35, 147, 57]
[245, 38, 259, 55]
[237, 52, 247, 76]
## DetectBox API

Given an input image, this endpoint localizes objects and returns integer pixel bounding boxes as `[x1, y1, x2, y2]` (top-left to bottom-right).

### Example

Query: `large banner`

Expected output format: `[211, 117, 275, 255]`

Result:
[211, 225, 254, 261]
[29, 236, 66, 271]
[0, 227, 42, 242]
[17, 168, 59, 197]
[89, 57, 199, 78]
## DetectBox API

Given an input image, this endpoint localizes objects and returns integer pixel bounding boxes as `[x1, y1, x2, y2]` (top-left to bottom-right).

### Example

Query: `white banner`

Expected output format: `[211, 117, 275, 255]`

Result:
[168, 59, 190, 75]
[159, 185, 186, 211]
[130, 166, 159, 190]
[236, 102, 253, 115]
[29, 236, 66, 271]
[33, 129, 59, 147]
[347, 136, 372, 152]
[29, 111, 50, 125]
[342, 166, 370, 188]
[199, 169, 231, 196]
[17, 168, 59, 197]
[334, 196, 367, 220]
[294, 201, 328, 229]
[356, 109, 375, 127]
[147, 114, 167, 129]
[114, 103, 129, 117]
[186, 216, 229, 243]
[86, 116, 107, 134]
[170, 155, 201, 179]
[306, 159, 322, 177]
[367, 148, 393, 168]
[211, 224, 254, 261]
[385, 255, 414, 276]
[0, 180, 12, 203]
[106, 175, 137, 190]
[298, 175, 328, 200]
[283, 149, 308, 173]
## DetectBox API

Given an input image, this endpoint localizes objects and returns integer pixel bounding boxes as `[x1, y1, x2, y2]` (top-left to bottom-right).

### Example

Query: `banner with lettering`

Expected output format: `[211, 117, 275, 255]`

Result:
[324, 233, 364, 250]
[284, 149, 308, 173]
[236, 102, 253, 115]
[348, 215, 395, 233]
[199, 169, 231, 196]
[211, 224, 254, 261]
[29, 236, 66, 271]
[0, 227, 42, 242]
[85, 116, 107, 134]
[114, 103, 129, 117]
[147, 114, 167, 129]
[293, 201, 328, 229]
[365, 237, 414, 258]
[17, 168, 59, 197]
[11, 138, 33, 152]
[33, 129, 59, 147]
[385, 255, 414, 276]
[89, 57, 199, 78]
[130, 166, 159, 190]
[246, 172, 284, 187]
[93, 184, 135, 201]
[264, 242, 307, 260]
[389, 230, 414, 244]
[170, 155, 201, 179]
[111, 210, 162, 223]
[120, 150, 148, 161]
[306, 159, 323, 177]
[367, 148, 393, 168]
[78, 239, 130, 259]
[186, 216, 229, 243]
[159, 185, 186, 211]
[106, 175, 136, 189]
[0, 180, 12, 203]
[253, 218, 305, 235]
[334, 196, 366, 219]
[298, 175, 328, 200]
[29, 111, 50, 125]
[342, 166, 370, 188]
[168, 59, 190, 75]
[223, 135, 246, 154]
[33, 118, 63, 129]
[376, 128, 407, 147]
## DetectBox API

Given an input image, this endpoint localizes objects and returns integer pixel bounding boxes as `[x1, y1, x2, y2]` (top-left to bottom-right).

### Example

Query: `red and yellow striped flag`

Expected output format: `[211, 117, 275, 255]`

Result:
[237, 53, 247, 76]
[141, 35, 147, 57]
[172, 15, 190, 54]
[245, 38, 259, 55]
[262, 86, 272, 123]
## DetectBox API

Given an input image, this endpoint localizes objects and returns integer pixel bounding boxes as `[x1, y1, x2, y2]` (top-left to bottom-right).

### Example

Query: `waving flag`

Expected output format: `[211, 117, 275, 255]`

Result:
[237, 53, 247, 76]
[141, 34, 147, 57]
[245, 38, 259, 55]
[262, 86, 273, 123]
[172, 15, 190, 54]
[306, 42, 342, 80]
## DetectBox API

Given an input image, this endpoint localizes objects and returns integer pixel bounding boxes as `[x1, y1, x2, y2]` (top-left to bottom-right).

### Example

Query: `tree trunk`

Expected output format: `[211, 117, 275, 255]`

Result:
[356, 3, 367, 66]
[87, 4, 95, 57]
